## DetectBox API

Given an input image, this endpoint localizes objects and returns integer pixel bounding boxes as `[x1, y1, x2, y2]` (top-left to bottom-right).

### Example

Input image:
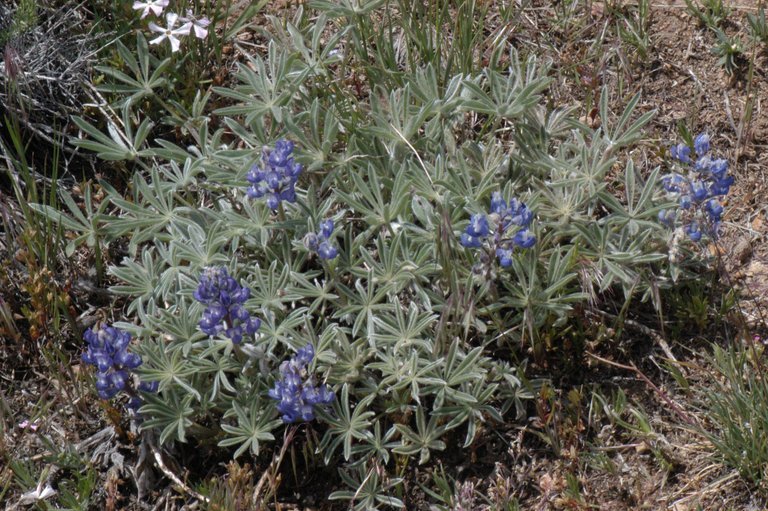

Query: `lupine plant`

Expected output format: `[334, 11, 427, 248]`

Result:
[55, 2, 696, 506]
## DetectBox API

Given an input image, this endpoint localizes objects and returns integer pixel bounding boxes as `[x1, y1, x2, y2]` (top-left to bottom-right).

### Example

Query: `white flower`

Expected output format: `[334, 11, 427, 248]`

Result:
[180, 11, 211, 40]
[132, 0, 169, 19]
[148, 13, 191, 53]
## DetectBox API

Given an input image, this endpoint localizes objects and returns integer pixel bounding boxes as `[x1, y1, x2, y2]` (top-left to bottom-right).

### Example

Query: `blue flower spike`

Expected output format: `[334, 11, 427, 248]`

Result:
[268, 344, 335, 423]
[194, 267, 261, 344]
[305, 219, 339, 260]
[660, 133, 732, 242]
[246, 139, 303, 210]
[82, 325, 142, 400]
[460, 192, 535, 267]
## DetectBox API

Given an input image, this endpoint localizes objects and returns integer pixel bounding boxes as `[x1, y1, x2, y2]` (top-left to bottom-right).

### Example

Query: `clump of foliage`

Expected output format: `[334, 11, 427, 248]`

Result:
[702, 342, 768, 493]
[27, 0, 732, 507]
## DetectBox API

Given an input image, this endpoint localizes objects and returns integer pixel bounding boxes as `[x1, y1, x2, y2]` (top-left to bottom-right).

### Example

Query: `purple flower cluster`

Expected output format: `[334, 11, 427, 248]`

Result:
[304, 219, 339, 260]
[246, 140, 303, 210]
[194, 267, 261, 344]
[659, 133, 733, 241]
[460, 192, 536, 267]
[82, 325, 143, 399]
[268, 344, 334, 423]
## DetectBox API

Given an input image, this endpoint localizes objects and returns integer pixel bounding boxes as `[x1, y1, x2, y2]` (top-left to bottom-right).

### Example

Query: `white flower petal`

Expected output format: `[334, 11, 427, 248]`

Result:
[193, 24, 208, 39]
[169, 35, 181, 53]
[174, 23, 192, 36]
[166, 12, 178, 28]
[19, 485, 56, 505]
[149, 34, 166, 45]
[147, 22, 164, 34]
[148, 4, 164, 16]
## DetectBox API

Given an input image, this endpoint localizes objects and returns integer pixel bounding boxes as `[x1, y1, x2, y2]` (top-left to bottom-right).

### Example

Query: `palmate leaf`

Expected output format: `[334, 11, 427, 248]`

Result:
[371, 302, 436, 351]
[317, 384, 376, 464]
[392, 406, 449, 465]
[310, 0, 387, 17]
[246, 261, 295, 311]
[349, 420, 396, 466]
[334, 274, 396, 342]
[164, 221, 232, 270]
[29, 182, 110, 257]
[370, 350, 444, 404]
[329, 462, 404, 510]
[109, 248, 163, 315]
[365, 83, 439, 153]
[432, 381, 501, 447]
[461, 47, 552, 121]
[100, 167, 196, 245]
[70, 116, 136, 162]
[96, 33, 172, 108]
[598, 88, 656, 150]
[72, 101, 155, 163]
[287, 270, 339, 314]
[284, 98, 341, 172]
[499, 246, 585, 340]
[219, 400, 282, 458]
[214, 42, 305, 125]
[275, 15, 345, 82]
[333, 164, 411, 233]
[597, 161, 666, 235]
[139, 389, 196, 444]
[257, 307, 310, 349]
[138, 342, 202, 401]
[351, 230, 429, 295]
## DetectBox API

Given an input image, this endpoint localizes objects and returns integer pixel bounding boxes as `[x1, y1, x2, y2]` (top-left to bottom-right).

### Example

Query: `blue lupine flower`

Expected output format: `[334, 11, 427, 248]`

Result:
[460, 232, 484, 249]
[82, 325, 142, 400]
[268, 344, 334, 423]
[671, 143, 691, 163]
[709, 158, 729, 179]
[658, 209, 676, 226]
[685, 221, 702, 242]
[496, 247, 514, 268]
[460, 213, 490, 248]
[694, 133, 710, 155]
[660, 133, 732, 241]
[662, 174, 687, 193]
[705, 198, 723, 221]
[467, 214, 490, 238]
[709, 175, 734, 197]
[460, 193, 535, 267]
[690, 180, 708, 202]
[194, 267, 261, 344]
[127, 379, 160, 414]
[246, 139, 303, 210]
[512, 228, 536, 249]
[317, 242, 338, 260]
[305, 219, 339, 260]
[490, 191, 506, 216]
